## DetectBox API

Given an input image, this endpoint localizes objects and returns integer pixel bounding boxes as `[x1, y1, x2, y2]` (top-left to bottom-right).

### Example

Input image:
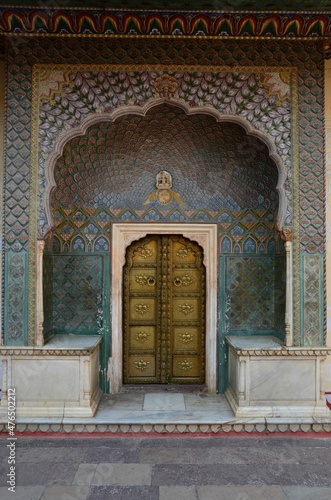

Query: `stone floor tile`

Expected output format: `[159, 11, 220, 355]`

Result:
[80, 446, 128, 464]
[205, 446, 302, 465]
[93, 463, 152, 486]
[139, 446, 195, 464]
[8, 462, 78, 486]
[261, 465, 331, 487]
[197, 486, 286, 499]
[184, 394, 230, 411]
[0, 486, 45, 500]
[41, 485, 90, 500]
[144, 393, 186, 411]
[87, 485, 159, 500]
[99, 394, 144, 411]
[159, 485, 198, 500]
[73, 464, 98, 485]
[152, 464, 252, 486]
[264, 438, 331, 449]
[15, 447, 85, 463]
[0, 463, 10, 486]
[143, 444, 300, 466]
[283, 486, 331, 499]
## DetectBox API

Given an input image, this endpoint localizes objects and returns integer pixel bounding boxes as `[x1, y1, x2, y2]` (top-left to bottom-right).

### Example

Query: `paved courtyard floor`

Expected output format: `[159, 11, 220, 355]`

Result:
[0, 435, 330, 499]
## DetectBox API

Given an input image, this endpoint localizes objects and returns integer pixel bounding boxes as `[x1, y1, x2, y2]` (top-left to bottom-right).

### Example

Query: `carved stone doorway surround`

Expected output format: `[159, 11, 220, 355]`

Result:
[110, 223, 218, 394]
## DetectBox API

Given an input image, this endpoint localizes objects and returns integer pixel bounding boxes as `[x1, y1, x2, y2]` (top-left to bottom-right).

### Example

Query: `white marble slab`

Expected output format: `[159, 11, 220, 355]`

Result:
[44, 334, 102, 350]
[226, 335, 283, 350]
[184, 394, 230, 411]
[143, 393, 186, 411]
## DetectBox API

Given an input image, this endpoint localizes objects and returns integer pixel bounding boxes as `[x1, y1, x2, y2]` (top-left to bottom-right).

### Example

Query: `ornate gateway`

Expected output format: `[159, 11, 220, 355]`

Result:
[123, 235, 206, 384]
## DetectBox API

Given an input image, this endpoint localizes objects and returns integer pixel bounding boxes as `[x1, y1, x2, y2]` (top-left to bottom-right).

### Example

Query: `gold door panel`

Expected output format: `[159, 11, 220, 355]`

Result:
[172, 356, 201, 378]
[172, 271, 199, 292]
[123, 235, 205, 384]
[129, 298, 156, 322]
[173, 298, 200, 321]
[130, 268, 157, 291]
[129, 355, 156, 378]
[173, 327, 199, 351]
[130, 326, 156, 350]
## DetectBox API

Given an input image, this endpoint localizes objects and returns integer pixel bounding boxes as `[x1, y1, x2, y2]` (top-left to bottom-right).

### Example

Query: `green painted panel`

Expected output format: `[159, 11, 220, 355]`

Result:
[4, 250, 29, 346]
[52, 254, 103, 334]
[301, 253, 324, 347]
[45, 252, 110, 392]
[218, 253, 286, 393]
[225, 255, 278, 333]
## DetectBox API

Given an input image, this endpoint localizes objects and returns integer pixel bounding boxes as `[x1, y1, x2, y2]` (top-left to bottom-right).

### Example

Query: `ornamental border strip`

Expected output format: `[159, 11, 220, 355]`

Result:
[1, 422, 331, 434]
[0, 347, 100, 356]
[0, 8, 331, 38]
[228, 348, 331, 356]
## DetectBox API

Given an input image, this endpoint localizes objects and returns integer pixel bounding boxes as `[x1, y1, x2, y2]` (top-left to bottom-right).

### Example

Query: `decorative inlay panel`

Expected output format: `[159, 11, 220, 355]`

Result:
[134, 303, 150, 316]
[177, 360, 194, 372]
[5, 252, 28, 345]
[50, 206, 281, 255]
[134, 359, 150, 372]
[178, 303, 194, 316]
[224, 255, 285, 333]
[179, 332, 194, 344]
[302, 254, 323, 346]
[2, 36, 325, 352]
[52, 255, 103, 333]
[134, 331, 151, 344]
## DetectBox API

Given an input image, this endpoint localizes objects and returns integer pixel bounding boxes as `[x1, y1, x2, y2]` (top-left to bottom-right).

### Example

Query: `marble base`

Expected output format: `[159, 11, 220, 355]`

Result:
[0, 335, 102, 418]
[225, 336, 331, 419]
[0, 392, 330, 435]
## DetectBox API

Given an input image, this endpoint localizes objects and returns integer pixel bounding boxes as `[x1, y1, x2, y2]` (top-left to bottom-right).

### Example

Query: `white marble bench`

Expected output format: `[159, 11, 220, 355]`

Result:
[225, 335, 331, 418]
[0, 335, 102, 418]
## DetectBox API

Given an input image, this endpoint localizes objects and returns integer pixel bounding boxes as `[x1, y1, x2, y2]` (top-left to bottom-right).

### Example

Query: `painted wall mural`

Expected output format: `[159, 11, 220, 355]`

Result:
[50, 104, 279, 218]
[3, 37, 325, 349]
[38, 68, 290, 236]
[44, 101, 285, 347]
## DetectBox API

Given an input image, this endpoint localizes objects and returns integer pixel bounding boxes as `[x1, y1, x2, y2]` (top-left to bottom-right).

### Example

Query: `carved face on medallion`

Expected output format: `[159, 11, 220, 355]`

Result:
[156, 170, 172, 190]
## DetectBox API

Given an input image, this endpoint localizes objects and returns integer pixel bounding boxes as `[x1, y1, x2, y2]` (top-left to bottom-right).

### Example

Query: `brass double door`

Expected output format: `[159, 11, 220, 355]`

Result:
[123, 235, 206, 384]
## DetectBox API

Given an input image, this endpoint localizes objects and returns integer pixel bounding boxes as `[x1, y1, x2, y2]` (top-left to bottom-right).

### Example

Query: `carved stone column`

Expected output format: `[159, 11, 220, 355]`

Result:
[284, 239, 293, 346]
[36, 239, 45, 346]
[276, 225, 293, 346]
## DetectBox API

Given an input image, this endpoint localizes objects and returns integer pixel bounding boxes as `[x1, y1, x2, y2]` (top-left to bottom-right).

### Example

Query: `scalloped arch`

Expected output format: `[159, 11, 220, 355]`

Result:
[44, 98, 287, 233]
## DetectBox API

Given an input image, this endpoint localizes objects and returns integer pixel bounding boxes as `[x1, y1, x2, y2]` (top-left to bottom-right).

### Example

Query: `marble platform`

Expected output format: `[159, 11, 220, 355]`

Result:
[1, 391, 330, 435]
[225, 335, 331, 419]
[0, 335, 102, 418]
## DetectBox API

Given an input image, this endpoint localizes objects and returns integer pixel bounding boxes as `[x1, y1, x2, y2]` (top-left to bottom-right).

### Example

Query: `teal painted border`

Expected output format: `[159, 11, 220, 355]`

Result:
[218, 255, 227, 394]
[4, 250, 29, 346]
[300, 253, 324, 347]
[101, 254, 110, 393]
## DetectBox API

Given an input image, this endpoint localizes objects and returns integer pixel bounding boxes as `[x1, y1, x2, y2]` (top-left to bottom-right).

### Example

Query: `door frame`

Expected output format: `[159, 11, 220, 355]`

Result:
[110, 223, 218, 394]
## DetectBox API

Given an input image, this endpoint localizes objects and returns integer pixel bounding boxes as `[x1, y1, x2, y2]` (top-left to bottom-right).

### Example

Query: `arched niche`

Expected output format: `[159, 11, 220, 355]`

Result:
[43, 99, 286, 236]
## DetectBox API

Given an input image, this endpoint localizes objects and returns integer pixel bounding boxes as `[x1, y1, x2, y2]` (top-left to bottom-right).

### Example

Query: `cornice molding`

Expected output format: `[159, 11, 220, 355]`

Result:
[0, 8, 330, 38]
[230, 347, 331, 357]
